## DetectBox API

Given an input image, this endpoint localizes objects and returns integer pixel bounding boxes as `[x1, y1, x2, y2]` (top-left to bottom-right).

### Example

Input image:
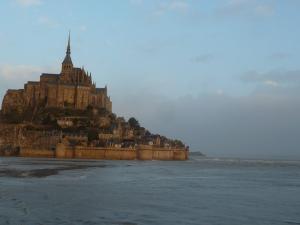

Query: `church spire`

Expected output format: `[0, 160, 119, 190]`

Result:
[62, 31, 73, 66]
[66, 31, 71, 55]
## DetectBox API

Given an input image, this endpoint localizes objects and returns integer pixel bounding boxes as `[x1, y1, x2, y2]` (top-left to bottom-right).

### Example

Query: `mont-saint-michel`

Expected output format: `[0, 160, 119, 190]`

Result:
[0, 35, 188, 160]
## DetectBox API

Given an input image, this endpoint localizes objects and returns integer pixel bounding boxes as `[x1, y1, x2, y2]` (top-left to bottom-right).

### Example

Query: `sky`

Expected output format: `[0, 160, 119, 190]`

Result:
[0, 0, 300, 159]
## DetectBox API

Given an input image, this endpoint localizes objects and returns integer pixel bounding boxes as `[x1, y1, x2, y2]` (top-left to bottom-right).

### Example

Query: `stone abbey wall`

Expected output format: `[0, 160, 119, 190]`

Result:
[2, 78, 112, 113]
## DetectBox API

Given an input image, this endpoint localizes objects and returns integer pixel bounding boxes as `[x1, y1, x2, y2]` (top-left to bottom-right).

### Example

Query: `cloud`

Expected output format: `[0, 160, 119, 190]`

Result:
[217, 0, 275, 18]
[255, 4, 275, 16]
[0, 64, 57, 107]
[0, 64, 58, 86]
[129, 0, 143, 5]
[269, 52, 292, 60]
[191, 54, 213, 63]
[0, 64, 43, 104]
[169, 0, 189, 13]
[264, 80, 279, 87]
[139, 39, 174, 54]
[0, 64, 43, 81]
[38, 16, 60, 28]
[217, 0, 251, 17]
[0, 64, 58, 111]
[154, 0, 190, 16]
[15, 0, 42, 7]
[216, 89, 224, 95]
[241, 70, 300, 87]
[79, 25, 87, 32]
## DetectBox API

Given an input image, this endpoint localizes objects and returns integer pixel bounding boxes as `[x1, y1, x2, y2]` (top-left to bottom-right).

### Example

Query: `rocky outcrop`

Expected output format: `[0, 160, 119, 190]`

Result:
[1, 90, 26, 115]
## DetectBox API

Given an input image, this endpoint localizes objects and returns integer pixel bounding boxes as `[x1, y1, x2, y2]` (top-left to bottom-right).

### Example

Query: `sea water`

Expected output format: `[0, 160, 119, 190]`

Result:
[0, 156, 300, 225]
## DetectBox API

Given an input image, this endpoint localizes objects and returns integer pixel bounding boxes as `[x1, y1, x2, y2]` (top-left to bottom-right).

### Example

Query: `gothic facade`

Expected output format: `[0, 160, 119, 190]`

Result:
[1, 34, 112, 114]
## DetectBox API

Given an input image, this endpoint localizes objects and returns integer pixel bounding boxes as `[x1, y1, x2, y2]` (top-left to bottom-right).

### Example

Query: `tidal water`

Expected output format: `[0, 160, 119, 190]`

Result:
[0, 156, 300, 225]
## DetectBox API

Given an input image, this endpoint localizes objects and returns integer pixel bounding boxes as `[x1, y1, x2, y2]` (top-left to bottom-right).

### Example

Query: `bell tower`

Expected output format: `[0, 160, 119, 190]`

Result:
[61, 32, 73, 74]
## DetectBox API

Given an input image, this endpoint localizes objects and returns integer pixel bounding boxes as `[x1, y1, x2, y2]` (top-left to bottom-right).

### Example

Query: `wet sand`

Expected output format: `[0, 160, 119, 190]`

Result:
[0, 164, 106, 178]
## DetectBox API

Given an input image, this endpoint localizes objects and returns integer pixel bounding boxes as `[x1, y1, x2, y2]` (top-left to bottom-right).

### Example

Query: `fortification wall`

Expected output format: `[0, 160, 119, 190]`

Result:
[74, 148, 106, 159]
[0, 127, 188, 160]
[55, 145, 188, 160]
[137, 149, 153, 160]
[0, 149, 19, 157]
[153, 149, 174, 160]
[58, 146, 137, 160]
[55, 143, 74, 158]
[104, 149, 136, 160]
[1, 146, 188, 160]
[137, 148, 188, 160]
[173, 150, 187, 160]
[19, 148, 54, 158]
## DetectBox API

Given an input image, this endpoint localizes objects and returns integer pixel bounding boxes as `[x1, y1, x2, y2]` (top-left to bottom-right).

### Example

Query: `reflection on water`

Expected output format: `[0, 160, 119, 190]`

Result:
[0, 156, 300, 225]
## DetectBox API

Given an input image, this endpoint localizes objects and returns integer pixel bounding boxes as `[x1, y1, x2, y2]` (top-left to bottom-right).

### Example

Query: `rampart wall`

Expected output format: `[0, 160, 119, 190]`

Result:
[0, 124, 188, 160]
[55, 144, 188, 160]
[19, 148, 55, 158]
[0, 143, 188, 160]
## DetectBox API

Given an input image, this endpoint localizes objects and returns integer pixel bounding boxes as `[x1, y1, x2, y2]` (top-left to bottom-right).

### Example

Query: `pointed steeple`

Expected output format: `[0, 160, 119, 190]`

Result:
[66, 31, 71, 55]
[62, 31, 73, 66]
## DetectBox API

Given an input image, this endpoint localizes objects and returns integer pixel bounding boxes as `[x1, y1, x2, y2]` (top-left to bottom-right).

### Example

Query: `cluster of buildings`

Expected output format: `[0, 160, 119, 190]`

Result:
[57, 114, 184, 150]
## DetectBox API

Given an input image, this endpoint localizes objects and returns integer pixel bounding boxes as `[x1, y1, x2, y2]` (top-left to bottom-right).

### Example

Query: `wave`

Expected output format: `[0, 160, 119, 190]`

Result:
[190, 156, 300, 167]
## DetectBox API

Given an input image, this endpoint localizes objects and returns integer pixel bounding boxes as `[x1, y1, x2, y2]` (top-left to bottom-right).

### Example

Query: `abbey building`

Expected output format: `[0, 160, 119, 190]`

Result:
[1, 34, 112, 114]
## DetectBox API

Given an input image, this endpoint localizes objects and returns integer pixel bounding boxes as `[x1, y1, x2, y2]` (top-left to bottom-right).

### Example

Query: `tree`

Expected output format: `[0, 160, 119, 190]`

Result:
[128, 117, 140, 128]
[174, 139, 185, 147]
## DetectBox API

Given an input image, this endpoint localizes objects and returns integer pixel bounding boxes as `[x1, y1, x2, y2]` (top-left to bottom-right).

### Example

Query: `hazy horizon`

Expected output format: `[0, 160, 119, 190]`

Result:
[0, 0, 299, 159]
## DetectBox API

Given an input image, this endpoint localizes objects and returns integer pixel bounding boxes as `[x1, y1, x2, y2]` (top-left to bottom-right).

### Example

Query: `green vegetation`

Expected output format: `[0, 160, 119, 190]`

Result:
[128, 117, 140, 128]
[173, 139, 185, 148]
